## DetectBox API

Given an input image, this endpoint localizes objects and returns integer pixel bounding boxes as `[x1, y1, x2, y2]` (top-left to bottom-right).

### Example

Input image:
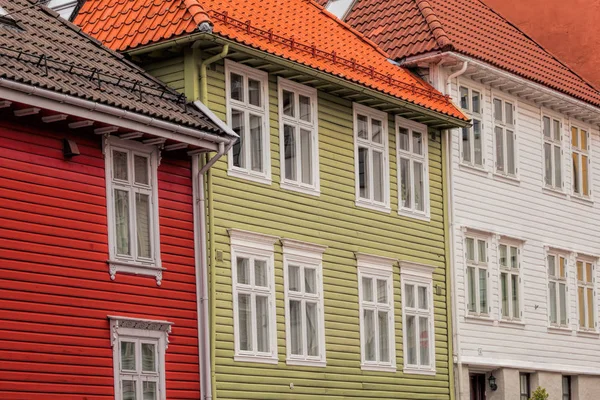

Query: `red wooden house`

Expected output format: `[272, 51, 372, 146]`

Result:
[0, 1, 236, 399]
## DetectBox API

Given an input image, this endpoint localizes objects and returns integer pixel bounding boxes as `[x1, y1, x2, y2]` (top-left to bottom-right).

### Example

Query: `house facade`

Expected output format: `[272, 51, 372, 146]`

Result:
[326, 0, 600, 399]
[73, 0, 469, 399]
[0, 1, 236, 399]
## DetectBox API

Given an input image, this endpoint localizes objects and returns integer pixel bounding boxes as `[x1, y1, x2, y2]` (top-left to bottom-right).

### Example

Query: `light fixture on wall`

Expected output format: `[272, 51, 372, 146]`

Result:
[488, 373, 498, 391]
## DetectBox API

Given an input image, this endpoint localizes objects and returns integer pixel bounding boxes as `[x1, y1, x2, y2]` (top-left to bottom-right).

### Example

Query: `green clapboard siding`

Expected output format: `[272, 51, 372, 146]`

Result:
[148, 55, 451, 400]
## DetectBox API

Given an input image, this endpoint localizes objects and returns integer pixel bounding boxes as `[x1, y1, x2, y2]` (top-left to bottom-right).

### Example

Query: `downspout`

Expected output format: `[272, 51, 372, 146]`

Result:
[445, 60, 468, 400]
[200, 45, 229, 105]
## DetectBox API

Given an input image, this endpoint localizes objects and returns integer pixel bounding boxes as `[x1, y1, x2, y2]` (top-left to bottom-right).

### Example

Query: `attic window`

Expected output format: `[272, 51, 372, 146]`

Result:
[0, 6, 19, 29]
[325, 0, 355, 19]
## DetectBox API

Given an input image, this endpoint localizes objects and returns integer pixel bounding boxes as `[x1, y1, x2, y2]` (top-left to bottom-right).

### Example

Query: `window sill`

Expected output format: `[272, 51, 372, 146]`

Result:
[234, 354, 279, 365]
[108, 260, 164, 286]
[464, 314, 495, 325]
[228, 168, 272, 185]
[542, 186, 568, 199]
[355, 200, 391, 214]
[498, 319, 525, 328]
[547, 326, 573, 336]
[286, 358, 326, 368]
[459, 163, 489, 178]
[492, 172, 520, 186]
[360, 363, 396, 373]
[398, 208, 430, 222]
[571, 195, 594, 206]
[576, 329, 600, 339]
[280, 181, 320, 197]
[403, 367, 436, 376]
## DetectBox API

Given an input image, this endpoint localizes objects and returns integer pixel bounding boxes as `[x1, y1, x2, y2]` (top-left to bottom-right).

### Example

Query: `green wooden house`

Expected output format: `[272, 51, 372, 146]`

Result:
[74, 0, 469, 398]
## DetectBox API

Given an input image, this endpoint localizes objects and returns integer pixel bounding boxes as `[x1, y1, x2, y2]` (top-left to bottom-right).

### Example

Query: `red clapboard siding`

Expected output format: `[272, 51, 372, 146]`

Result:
[0, 118, 200, 399]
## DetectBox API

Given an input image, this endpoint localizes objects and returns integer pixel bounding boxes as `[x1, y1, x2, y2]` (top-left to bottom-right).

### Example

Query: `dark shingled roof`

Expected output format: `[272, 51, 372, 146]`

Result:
[0, 0, 227, 135]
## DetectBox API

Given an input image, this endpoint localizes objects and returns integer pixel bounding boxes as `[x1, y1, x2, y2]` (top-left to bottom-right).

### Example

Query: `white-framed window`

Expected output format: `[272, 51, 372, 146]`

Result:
[105, 137, 162, 285]
[400, 261, 436, 375]
[547, 251, 569, 328]
[493, 96, 517, 176]
[229, 229, 278, 364]
[282, 239, 327, 366]
[499, 240, 522, 321]
[458, 85, 484, 167]
[396, 116, 429, 219]
[356, 253, 396, 371]
[109, 316, 171, 400]
[278, 78, 320, 195]
[225, 60, 271, 184]
[571, 125, 591, 198]
[576, 258, 596, 331]
[464, 232, 490, 316]
[543, 114, 563, 190]
[353, 104, 390, 212]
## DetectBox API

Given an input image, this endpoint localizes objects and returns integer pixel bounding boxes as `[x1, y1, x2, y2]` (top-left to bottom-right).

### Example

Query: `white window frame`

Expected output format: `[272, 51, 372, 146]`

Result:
[356, 253, 396, 372]
[353, 103, 390, 213]
[277, 78, 320, 196]
[546, 249, 570, 329]
[463, 230, 491, 317]
[542, 111, 564, 191]
[109, 316, 171, 400]
[400, 261, 436, 375]
[225, 60, 271, 185]
[104, 136, 162, 285]
[229, 229, 278, 364]
[498, 238, 523, 322]
[458, 83, 485, 169]
[570, 124, 592, 199]
[492, 94, 518, 178]
[282, 239, 327, 366]
[396, 116, 430, 220]
[575, 256, 597, 332]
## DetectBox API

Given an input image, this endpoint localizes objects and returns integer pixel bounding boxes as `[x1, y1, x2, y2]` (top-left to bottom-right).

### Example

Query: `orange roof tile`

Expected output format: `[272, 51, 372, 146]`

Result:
[74, 0, 467, 122]
[333, 0, 600, 108]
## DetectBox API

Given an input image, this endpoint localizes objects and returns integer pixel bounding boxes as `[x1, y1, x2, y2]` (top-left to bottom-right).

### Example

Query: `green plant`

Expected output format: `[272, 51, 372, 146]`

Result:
[530, 386, 549, 400]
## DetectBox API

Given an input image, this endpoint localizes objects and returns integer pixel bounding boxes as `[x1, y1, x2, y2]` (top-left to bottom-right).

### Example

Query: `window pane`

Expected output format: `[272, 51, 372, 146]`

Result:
[231, 110, 245, 168]
[238, 293, 252, 351]
[400, 158, 411, 209]
[507, 130, 515, 174]
[306, 302, 319, 356]
[299, 95, 311, 122]
[582, 154, 589, 196]
[305, 268, 316, 294]
[473, 120, 482, 165]
[419, 316, 430, 366]
[459, 86, 469, 109]
[559, 283, 567, 325]
[378, 311, 389, 363]
[122, 380, 136, 400]
[573, 152, 580, 194]
[256, 295, 270, 352]
[371, 119, 382, 144]
[543, 116, 551, 138]
[477, 240, 486, 263]
[406, 315, 417, 365]
[362, 277, 373, 302]
[284, 125, 296, 181]
[412, 131, 423, 155]
[405, 284, 415, 308]
[120, 341, 136, 371]
[581, 130, 588, 150]
[358, 147, 369, 199]
[495, 126, 504, 172]
[505, 102, 513, 124]
[142, 343, 156, 372]
[300, 129, 312, 185]
[249, 115, 263, 172]
[467, 267, 476, 312]
[289, 265, 301, 292]
[479, 268, 487, 313]
[372, 150, 384, 202]
[494, 99, 502, 122]
[399, 127, 409, 151]
[501, 273, 508, 317]
[549, 281, 557, 324]
[511, 246, 518, 269]
[544, 142, 552, 185]
[364, 309, 376, 361]
[143, 381, 157, 400]
[512, 274, 519, 318]
[587, 263, 593, 283]
[554, 145, 562, 188]
[136, 193, 151, 259]
[290, 299, 302, 355]
[587, 288, 594, 329]
[571, 127, 578, 147]
[254, 259, 268, 287]
[472, 91, 481, 114]
[414, 161, 424, 212]
[230, 73, 244, 101]
[282, 90, 294, 117]
[577, 261, 584, 282]
[357, 114, 368, 139]
[248, 78, 261, 107]
[462, 127, 471, 163]
[560, 257, 566, 278]
[578, 286, 585, 327]
[499, 245, 507, 267]
[418, 286, 428, 310]
[553, 120, 561, 141]
[465, 238, 475, 262]
[376, 279, 387, 304]
[237, 257, 250, 285]
[548, 255, 556, 276]
[134, 155, 149, 185]
[114, 189, 131, 256]
[113, 150, 128, 181]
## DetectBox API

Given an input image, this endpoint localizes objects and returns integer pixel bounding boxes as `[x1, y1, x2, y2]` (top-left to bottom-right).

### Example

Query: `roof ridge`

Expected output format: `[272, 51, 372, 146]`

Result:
[476, 0, 600, 93]
[413, 0, 453, 50]
[182, 0, 212, 27]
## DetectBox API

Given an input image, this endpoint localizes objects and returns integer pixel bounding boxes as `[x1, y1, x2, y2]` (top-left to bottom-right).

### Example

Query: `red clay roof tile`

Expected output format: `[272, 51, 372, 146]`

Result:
[74, 0, 467, 121]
